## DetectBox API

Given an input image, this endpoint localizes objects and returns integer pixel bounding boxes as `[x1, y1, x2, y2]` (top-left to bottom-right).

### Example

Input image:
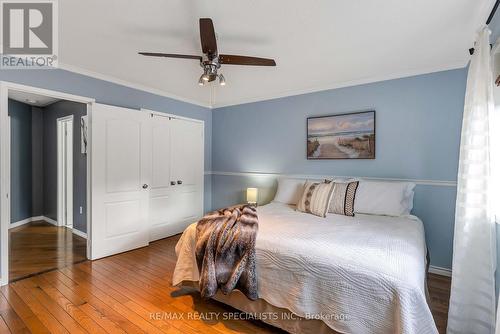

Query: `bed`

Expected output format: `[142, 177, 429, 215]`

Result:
[173, 202, 438, 334]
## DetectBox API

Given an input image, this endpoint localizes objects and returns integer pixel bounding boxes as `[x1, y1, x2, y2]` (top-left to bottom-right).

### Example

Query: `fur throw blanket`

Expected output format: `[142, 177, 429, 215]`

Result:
[195, 205, 259, 300]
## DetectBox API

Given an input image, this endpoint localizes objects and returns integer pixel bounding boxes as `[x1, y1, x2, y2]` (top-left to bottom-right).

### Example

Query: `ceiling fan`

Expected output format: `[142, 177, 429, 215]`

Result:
[139, 18, 276, 86]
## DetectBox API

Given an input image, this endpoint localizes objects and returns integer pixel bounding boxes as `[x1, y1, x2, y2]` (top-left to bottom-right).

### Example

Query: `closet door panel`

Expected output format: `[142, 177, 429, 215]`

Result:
[170, 118, 203, 189]
[169, 118, 203, 234]
[91, 104, 151, 260]
[149, 115, 173, 241]
[151, 116, 171, 189]
[148, 116, 204, 242]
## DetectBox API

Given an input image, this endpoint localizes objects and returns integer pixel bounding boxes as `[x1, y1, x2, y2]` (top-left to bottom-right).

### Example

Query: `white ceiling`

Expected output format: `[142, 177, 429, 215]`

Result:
[9, 90, 60, 107]
[59, 0, 493, 108]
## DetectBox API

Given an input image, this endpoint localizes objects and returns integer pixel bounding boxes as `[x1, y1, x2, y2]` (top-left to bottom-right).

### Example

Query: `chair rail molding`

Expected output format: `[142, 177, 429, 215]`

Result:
[206, 171, 457, 187]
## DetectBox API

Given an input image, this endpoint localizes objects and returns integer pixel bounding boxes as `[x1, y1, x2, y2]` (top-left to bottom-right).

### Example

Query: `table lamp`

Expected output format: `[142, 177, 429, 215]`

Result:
[246, 187, 258, 206]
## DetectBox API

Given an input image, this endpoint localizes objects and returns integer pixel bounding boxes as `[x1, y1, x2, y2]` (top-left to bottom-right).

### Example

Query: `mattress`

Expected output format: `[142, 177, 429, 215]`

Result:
[173, 202, 437, 334]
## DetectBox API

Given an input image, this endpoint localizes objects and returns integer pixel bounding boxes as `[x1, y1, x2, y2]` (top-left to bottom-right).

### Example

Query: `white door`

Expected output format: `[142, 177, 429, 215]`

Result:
[149, 116, 203, 241]
[91, 104, 151, 259]
[149, 114, 173, 241]
[169, 118, 204, 231]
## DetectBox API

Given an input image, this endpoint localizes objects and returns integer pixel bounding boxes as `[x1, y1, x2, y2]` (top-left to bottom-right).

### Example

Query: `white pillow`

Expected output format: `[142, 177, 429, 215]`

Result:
[354, 180, 415, 216]
[273, 178, 306, 205]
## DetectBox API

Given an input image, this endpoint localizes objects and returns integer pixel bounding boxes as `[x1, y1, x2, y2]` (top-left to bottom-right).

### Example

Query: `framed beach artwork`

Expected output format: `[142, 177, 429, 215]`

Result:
[307, 111, 376, 159]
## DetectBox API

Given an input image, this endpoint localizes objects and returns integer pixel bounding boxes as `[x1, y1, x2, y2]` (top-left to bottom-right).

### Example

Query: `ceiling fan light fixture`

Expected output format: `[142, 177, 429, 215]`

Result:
[218, 74, 226, 86]
[140, 19, 275, 87]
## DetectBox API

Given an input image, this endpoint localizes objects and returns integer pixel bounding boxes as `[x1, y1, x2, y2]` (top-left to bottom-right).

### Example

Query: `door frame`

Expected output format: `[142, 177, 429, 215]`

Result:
[57, 115, 74, 228]
[0, 81, 95, 285]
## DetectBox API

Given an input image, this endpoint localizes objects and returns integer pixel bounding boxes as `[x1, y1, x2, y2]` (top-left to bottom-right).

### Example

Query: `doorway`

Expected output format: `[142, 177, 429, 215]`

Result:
[57, 115, 74, 228]
[0, 82, 94, 284]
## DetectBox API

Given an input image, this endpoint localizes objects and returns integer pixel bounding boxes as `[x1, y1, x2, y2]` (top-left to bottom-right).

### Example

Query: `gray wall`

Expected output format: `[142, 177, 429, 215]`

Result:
[42, 101, 87, 232]
[211, 68, 467, 270]
[31, 108, 44, 216]
[9, 99, 33, 223]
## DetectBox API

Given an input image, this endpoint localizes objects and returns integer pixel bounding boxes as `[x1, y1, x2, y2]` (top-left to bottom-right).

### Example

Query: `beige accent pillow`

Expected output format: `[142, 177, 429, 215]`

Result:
[297, 181, 335, 217]
[327, 181, 359, 217]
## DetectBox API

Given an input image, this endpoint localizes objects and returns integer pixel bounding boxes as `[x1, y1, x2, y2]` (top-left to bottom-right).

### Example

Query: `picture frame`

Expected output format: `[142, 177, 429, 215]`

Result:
[307, 110, 376, 159]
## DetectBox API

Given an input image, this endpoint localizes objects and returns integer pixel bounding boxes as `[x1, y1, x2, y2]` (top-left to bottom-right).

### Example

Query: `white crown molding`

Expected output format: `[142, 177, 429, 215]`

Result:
[428, 265, 452, 277]
[211, 61, 467, 108]
[57, 60, 468, 110]
[206, 171, 457, 187]
[58, 62, 212, 109]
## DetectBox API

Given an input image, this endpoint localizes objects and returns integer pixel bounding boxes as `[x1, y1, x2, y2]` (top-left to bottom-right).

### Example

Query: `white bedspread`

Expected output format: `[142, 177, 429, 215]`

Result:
[173, 203, 437, 334]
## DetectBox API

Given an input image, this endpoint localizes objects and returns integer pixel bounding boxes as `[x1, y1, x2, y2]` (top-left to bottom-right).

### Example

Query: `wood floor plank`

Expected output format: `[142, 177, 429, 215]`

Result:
[31, 275, 107, 334]
[3, 234, 451, 334]
[0, 315, 13, 333]
[58, 266, 182, 334]
[41, 271, 139, 334]
[73, 263, 206, 334]
[0, 291, 30, 334]
[9, 282, 69, 334]
[18, 278, 89, 334]
[57, 267, 170, 334]
[0, 286, 51, 334]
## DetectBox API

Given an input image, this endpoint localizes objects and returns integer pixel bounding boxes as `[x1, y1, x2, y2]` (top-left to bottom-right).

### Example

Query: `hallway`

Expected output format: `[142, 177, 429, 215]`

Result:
[9, 221, 87, 282]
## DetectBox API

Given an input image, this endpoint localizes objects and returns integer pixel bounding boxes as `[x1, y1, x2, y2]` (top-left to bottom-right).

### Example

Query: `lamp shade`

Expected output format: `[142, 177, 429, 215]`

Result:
[246, 188, 258, 204]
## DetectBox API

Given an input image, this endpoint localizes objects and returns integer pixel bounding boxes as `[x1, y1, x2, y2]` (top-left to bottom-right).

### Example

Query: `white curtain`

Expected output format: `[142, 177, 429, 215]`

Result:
[447, 27, 497, 334]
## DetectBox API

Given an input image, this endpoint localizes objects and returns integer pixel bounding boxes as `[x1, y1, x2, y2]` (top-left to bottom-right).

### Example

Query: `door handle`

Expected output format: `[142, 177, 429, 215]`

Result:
[170, 181, 176, 186]
[177, 180, 183, 185]
[142, 184, 149, 189]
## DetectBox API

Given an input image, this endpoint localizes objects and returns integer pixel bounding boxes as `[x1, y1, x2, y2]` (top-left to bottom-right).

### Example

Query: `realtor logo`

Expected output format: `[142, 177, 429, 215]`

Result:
[0, 0, 58, 68]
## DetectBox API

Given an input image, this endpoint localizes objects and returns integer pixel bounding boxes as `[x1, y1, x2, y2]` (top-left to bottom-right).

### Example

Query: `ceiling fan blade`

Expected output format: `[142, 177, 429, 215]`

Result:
[139, 52, 202, 61]
[199, 18, 218, 58]
[219, 54, 276, 66]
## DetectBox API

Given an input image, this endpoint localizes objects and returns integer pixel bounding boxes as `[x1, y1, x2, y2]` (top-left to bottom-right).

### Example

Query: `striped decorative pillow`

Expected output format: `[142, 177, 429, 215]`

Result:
[327, 181, 359, 217]
[297, 181, 335, 217]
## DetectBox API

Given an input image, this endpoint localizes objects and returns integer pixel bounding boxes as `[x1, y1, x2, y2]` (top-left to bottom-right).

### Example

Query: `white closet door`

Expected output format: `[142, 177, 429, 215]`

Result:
[169, 118, 204, 227]
[91, 104, 151, 260]
[149, 117, 203, 241]
[149, 114, 175, 241]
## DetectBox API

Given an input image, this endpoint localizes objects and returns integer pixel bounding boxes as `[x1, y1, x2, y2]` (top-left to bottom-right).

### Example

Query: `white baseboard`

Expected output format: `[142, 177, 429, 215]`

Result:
[10, 217, 34, 229]
[71, 228, 87, 239]
[10, 215, 58, 229]
[429, 265, 452, 277]
[10, 216, 85, 240]
[42, 216, 58, 226]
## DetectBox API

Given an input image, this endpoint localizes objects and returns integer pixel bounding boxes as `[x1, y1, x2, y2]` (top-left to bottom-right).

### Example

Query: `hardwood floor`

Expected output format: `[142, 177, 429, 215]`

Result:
[0, 234, 451, 334]
[9, 221, 87, 282]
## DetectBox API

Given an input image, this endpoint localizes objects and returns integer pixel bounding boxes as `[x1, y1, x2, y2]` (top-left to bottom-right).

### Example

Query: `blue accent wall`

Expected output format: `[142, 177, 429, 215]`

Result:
[211, 68, 467, 270]
[9, 99, 33, 223]
[0, 68, 212, 211]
